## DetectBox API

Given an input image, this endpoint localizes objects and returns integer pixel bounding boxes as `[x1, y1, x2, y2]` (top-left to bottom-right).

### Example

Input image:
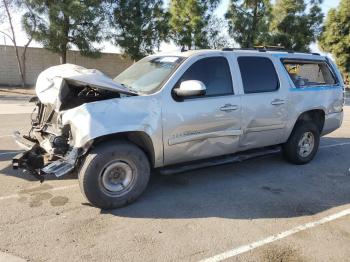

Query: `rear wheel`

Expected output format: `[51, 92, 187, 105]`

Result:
[282, 121, 320, 165]
[78, 141, 150, 209]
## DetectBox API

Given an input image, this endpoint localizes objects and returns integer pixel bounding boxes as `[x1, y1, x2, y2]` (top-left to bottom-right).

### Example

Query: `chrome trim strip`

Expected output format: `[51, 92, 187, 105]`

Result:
[168, 130, 243, 146]
[246, 124, 285, 133]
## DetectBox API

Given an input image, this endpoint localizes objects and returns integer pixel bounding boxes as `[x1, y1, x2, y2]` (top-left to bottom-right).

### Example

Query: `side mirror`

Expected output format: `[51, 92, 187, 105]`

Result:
[174, 80, 206, 97]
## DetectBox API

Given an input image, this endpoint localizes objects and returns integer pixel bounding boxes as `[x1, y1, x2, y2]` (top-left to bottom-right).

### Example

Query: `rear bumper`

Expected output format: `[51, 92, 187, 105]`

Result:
[322, 111, 344, 136]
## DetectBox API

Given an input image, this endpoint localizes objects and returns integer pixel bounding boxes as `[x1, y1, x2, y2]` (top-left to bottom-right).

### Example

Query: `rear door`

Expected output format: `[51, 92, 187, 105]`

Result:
[236, 55, 288, 150]
[162, 54, 242, 165]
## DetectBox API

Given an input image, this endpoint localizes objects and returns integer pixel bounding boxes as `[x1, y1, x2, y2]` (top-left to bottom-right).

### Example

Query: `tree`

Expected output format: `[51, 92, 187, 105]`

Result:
[0, 0, 36, 86]
[268, 0, 323, 51]
[22, 0, 105, 64]
[108, 0, 169, 61]
[206, 16, 231, 49]
[318, 0, 350, 77]
[169, 0, 220, 49]
[225, 0, 271, 48]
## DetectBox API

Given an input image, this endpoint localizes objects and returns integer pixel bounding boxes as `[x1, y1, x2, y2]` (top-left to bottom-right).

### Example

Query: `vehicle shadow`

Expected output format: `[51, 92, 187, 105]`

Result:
[102, 136, 350, 219]
[0, 164, 77, 182]
[0, 150, 23, 160]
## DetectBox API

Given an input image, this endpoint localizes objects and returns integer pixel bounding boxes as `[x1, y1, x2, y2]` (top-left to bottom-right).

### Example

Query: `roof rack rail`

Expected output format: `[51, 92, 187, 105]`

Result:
[221, 47, 255, 51]
[221, 46, 321, 56]
[222, 46, 286, 52]
[254, 45, 286, 51]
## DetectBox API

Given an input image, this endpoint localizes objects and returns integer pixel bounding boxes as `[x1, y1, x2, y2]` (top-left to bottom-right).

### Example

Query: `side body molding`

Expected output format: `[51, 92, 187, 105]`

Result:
[168, 129, 243, 146]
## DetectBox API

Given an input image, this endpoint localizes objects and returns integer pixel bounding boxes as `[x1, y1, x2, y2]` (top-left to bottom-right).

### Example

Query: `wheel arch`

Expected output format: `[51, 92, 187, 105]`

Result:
[91, 131, 156, 168]
[290, 109, 326, 136]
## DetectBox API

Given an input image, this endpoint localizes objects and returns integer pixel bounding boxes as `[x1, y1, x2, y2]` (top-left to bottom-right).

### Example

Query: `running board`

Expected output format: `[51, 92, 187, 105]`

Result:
[158, 146, 281, 175]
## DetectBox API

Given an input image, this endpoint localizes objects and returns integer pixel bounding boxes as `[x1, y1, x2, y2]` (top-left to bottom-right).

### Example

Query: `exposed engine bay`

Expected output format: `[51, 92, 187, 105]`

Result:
[12, 64, 135, 181]
[58, 84, 121, 110]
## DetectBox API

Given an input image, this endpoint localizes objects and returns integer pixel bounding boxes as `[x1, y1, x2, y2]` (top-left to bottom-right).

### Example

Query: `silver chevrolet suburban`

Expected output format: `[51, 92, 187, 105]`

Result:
[12, 48, 344, 209]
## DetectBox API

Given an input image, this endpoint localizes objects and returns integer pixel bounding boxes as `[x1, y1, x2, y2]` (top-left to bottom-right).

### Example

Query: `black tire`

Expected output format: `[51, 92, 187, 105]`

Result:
[78, 140, 150, 209]
[282, 121, 320, 165]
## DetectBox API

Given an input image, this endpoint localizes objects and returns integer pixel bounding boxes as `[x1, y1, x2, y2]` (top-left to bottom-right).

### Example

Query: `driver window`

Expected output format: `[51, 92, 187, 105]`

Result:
[179, 57, 234, 96]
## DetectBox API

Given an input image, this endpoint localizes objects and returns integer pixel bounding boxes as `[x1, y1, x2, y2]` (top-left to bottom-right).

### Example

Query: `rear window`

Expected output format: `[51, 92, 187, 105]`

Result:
[238, 57, 279, 94]
[282, 60, 337, 88]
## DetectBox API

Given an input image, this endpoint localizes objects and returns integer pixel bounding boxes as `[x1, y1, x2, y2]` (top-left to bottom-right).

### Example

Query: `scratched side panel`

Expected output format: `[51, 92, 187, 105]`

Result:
[235, 54, 290, 150]
[160, 52, 243, 166]
[271, 53, 345, 141]
[162, 96, 242, 165]
[285, 87, 344, 139]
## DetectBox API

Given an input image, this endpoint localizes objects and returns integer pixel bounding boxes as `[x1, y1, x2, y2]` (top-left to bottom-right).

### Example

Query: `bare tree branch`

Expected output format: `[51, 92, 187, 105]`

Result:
[0, 29, 14, 42]
[1, 0, 25, 86]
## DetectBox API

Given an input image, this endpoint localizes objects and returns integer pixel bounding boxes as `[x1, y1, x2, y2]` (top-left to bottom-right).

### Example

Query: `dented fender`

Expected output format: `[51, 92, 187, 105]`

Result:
[60, 95, 164, 167]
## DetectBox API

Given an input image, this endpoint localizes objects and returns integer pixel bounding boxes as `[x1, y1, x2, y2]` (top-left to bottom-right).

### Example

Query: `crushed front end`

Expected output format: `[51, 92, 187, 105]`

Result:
[11, 63, 134, 181]
[12, 99, 78, 182]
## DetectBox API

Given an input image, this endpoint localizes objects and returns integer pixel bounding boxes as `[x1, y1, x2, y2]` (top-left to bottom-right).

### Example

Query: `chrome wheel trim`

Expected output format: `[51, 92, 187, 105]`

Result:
[100, 161, 135, 196]
[298, 131, 315, 158]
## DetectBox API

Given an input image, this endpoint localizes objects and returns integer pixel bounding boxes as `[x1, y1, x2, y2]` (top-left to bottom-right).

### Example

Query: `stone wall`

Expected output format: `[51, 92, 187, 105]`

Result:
[0, 45, 133, 86]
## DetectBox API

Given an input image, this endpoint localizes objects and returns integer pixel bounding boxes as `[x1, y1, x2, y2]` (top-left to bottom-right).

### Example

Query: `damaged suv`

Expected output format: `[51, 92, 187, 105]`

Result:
[13, 49, 344, 209]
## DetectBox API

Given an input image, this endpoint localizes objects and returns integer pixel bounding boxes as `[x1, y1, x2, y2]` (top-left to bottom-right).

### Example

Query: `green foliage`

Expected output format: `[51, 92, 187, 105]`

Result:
[206, 16, 231, 49]
[21, 2, 37, 41]
[109, 0, 169, 61]
[319, 0, 350, 76]
[225, 0, 271, 48]
[268, 0, 323, 51]
[169, 0, 220, 49]
[22, 0, 105, 63]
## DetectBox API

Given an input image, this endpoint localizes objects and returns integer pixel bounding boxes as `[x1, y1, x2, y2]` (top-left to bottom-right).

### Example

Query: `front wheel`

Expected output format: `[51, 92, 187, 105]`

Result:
[78, 141, 150, 209]
[282, 122, 320, 165]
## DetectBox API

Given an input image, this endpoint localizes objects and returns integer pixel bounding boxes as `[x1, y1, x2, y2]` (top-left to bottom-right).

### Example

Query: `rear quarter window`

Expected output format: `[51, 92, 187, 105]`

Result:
[282, 60, 337, 88]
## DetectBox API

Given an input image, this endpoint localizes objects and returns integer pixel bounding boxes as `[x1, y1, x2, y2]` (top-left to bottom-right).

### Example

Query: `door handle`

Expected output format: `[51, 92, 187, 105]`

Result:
[220, 104, 239, 112]
[271, 99, 285, 105]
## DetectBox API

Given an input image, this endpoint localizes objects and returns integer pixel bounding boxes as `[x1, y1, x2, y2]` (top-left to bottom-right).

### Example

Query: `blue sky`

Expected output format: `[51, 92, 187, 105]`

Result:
[0, 0, 341, 54]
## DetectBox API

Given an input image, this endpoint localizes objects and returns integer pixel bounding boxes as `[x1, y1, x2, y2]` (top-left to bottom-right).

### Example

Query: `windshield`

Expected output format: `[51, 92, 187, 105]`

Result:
[114, 56, 184, 94]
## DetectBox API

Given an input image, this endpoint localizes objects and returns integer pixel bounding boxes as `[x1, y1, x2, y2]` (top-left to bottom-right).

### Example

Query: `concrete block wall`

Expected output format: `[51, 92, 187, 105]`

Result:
[0, 45, 133, 86]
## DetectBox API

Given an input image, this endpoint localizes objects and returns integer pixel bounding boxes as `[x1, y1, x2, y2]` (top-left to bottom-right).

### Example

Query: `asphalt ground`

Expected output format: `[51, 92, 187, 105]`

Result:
[0, 91, 349, 262]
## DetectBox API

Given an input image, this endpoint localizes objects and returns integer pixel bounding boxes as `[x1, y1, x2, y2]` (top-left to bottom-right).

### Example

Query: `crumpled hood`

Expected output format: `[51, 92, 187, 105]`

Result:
[35, 64, 135, 109]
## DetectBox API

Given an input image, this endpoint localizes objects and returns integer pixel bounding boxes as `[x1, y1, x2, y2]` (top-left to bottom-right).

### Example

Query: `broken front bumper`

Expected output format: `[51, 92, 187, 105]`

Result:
[12, 132, 78, 182]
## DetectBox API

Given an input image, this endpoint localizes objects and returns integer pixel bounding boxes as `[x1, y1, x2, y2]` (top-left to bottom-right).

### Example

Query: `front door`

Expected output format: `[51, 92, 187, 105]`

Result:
[162, 55, 242, 165]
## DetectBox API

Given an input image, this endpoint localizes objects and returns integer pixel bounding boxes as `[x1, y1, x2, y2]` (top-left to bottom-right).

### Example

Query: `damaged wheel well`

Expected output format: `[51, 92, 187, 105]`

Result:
[91, 132, 155, 167]
[295, 109, 325, 132]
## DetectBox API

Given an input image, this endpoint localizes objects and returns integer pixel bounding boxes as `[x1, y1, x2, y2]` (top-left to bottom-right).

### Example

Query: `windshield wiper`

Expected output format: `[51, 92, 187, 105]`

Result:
[120, 83, 141, 95]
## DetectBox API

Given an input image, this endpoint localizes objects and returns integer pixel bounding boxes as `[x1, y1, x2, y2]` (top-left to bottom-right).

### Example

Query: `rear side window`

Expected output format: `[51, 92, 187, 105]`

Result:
[238, 57, 279, 94]
[282, 60, 337, 88]
[179, 57, 233, 96]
